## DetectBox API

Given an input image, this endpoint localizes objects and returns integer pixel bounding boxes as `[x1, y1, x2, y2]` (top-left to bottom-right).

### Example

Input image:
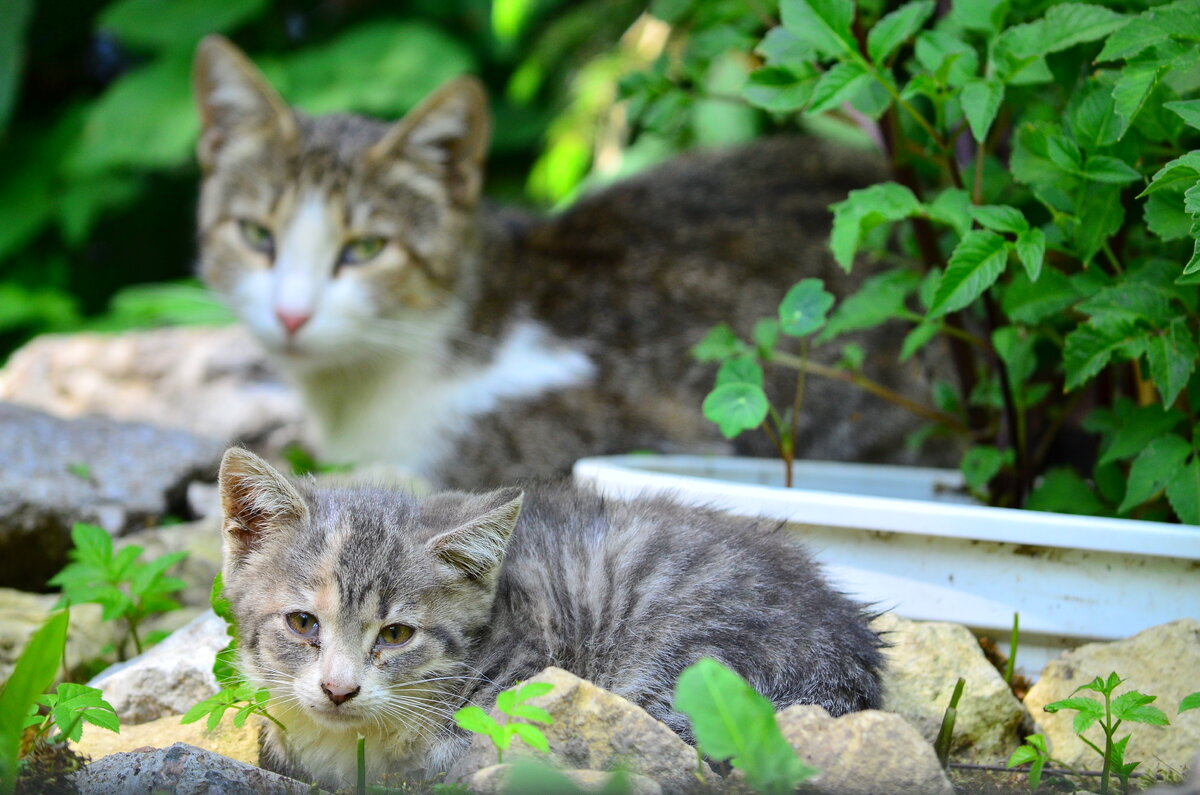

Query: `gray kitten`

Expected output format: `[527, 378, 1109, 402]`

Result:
[218, 447, 883, 790]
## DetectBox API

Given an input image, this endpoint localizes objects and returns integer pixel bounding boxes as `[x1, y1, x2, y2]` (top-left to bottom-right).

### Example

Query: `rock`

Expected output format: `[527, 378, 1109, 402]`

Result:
[74, 711, 260, 768]
[1025, 619, 1200, 774]
[0, 325, 304, 450]
[447, 667, 715, 794]
[89, 610, 229, 725]
[0, 588, 118, 682]
[0, 402, 224, 590]
[872, 613, 1025, 763]
[73, 742, 313, 794]
[465, 763, 663, 795]
[775, 704, 954, 795]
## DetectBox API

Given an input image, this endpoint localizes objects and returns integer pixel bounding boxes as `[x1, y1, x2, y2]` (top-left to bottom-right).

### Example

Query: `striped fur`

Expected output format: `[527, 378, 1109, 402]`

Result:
[219, 448, 883, 790]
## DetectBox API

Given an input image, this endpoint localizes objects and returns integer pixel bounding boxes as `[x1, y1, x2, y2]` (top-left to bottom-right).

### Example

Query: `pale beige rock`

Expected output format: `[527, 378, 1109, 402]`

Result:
[465, 763, 663, 795]
[0, 325, 303, 449]
[872, 612, 1025, 763]
[73, 712, 260, 767]
[0, 588, 118, 682]
[446, 667, 715, 794]
[777, 704, 954, 795]
[1025, 619, 1200, 774]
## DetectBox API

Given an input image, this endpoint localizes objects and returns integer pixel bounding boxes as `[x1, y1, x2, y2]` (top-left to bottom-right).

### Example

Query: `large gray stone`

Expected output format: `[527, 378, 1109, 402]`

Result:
[1025, 619, 1200, 774]
[89, 610, 229, 725]
[0, 325, 303, 448]
[873, 612, 1025, 763]
[776, 704, 954, 795]
[73, 742, 315, 794]
[447, 667, 715, 795]
[0, 402, 224, 590]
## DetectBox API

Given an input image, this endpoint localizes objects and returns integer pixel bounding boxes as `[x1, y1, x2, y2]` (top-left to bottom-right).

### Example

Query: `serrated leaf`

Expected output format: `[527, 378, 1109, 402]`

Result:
[806, 60, 870, 115]
[1044, 695, 1105, 734]
[1164, 99, 1200, 130]
[1112, 691, 1169, 725]
[1140, 152, 1200, 197]
[867, 0, 935, 64]
[1119, 433, 1192, 512]
[1063, 321, 1141, 390]
[829, 182, 923, 269]
[1097, 0, 1199, 62]
[1099, 402, 1186, 465]
[778, 278, 835, 336]
[703, 383, 769, 439]
[929, 231, 1009, 317]
[970, 205, 1028, 234]
[1007, 745, 1040, 767]
[900, 320, 941, 361]
[1167, 458, 1200, 524]
[1026, 468, 1109, 516]
[1014, 228, 1045, 282]
[1147, 320, 1198, 407]
[962, 78, 1004, 143]
[1077, 283, 1175, 325]
[952, 0, 1007, 34]
[454, 705, 502, 737]
[1072, 186, 1125, 263]
[757, 26, 818, 69]
[516, 682, 554, 702]
[1112, 60, 1170, 140]
[1144, 191, 1194, 242]
[780, 0, 857, 58]
[1069, 80, 1121, 150]
[1083, 155, 1142, 184]
[742, 66, 818, 113]
[818, 269, 920, 341]
[509, 722, 550, 753]
[508, 704, 553, 724]
[70, 523, 113, 568]
[926, 188, 972, 236]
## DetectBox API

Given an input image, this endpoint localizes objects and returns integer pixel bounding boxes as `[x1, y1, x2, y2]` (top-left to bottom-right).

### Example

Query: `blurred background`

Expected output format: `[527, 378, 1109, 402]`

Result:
[0, 0, 816, 363]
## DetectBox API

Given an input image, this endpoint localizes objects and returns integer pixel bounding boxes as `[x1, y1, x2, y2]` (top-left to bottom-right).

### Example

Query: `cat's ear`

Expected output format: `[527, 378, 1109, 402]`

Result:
[366, 76, 491, 208]
[218, 447, 308, 565]
[193, 35, 296, 169]
[427, 488, 523, 581]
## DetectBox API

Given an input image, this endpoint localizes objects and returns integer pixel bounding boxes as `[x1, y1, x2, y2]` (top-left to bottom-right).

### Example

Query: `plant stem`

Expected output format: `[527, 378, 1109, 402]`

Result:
[1005, 613, 1019, 686]
[934, 677, 966, 768]
[356, 734, 366, 795]
[771, 351, 971, 435]
[982, 292, 1027, 506]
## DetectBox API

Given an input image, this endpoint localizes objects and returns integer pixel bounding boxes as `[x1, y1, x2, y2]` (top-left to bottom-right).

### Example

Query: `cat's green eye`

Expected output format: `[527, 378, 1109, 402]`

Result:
[238, 219, 274, 256]
[377, 623, 414, 647]
[340, 236, 387, 266]
[285, 611, 319, 638]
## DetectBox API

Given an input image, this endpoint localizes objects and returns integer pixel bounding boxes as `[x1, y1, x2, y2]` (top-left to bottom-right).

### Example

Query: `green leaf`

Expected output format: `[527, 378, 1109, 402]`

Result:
[496, 689, 516, 716]
[829, 183, 923, 269]
[926, 188, 972, 237]
[1026, 468, 1109, 517]
[99, 0, 268, 51]
[900, 320, 941, 361]
[1098, 401, 1185, 465]
[1034, 3, 1128, 55]
[1014, 228, 1045, 282]
[508, 705, 553, 725]
[1147, 320, 1198, 407]
[70, 523, 113, 568]
[1164, 99, 1200, 130]
[454, 706, 502, 738]
[703, 384, 769, 439]
[716, 358, 764, 388]
[1082, 155, 1142, 184]
[867, 1, 935, 64]
[961, 446, 1005, 492]
[1072, 186, 1125, 264]
[1166, 458, 1200, 525]
[778, 278, 834, 336]
[1096, 0, 1199, 62]
[961, 78, 1004, 143]
[757, 26, 818, 70]
[1063, 321, 1142, 391]
[952, 0, 1007, 34]
[1141, 151, 1200, 197]
[818, 269, 920, 341]
[47, 683, 119, 743]
[742, 67, 817, 113]
[1069, 82, 1121, 150]
[1112, 60, 1169, 140]
[779, 0, 857, 58]
[1119, 433, 1192, 513]
[1007, 745, 1040, 767]
[0, 0, 33, 130]
[753, 319, 780, 356]
[806, 61, 870, 115]
[509, 722, 550, 753]
[1180, 692, 1200, 713]
[516, 682, 554, 702]
[693, 324, 745, 362]
[970, 205, 1027, 234]
[675, 658, 815, 793]
[1144, 191, 1195, 242]
[1044, 695, 1105, 733]
[0, 611, 69, 785]
[1112, 692, 1169, 725]
[1076, 283, 1175, 326]
[929, 231, 1009, 318]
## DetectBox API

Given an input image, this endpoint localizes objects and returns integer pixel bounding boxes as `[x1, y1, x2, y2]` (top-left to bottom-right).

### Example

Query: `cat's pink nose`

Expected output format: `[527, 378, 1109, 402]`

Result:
[276, 308, 311, 335]
[322, 682, 360, 705]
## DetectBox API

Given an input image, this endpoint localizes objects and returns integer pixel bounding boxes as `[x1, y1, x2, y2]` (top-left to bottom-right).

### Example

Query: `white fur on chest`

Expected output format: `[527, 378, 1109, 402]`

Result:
[313, 320, 594, 474]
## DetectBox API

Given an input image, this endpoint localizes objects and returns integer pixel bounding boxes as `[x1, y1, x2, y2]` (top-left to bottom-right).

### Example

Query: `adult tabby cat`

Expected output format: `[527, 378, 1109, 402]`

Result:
[217, 447, 883, 790]
[194, 36, 930, 489]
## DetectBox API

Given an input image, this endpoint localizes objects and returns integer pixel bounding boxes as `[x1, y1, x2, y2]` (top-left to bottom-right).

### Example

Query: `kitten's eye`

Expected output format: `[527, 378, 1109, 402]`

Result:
[339, 236, 387, 266]
[377, 624, 414, 647]
[238, 219, 274, 256]
[285, 611, 319, 638]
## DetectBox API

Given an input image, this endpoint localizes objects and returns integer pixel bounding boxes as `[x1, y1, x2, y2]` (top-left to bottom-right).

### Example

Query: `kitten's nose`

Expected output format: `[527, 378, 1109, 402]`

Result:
[322, 682, 360, 705]
[276, 308, 311, 335]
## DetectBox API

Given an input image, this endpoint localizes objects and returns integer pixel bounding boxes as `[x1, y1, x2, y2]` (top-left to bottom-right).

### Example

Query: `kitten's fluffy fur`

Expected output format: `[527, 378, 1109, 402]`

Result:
[193, 36, 936, 488]
[218, 447, 883, 790]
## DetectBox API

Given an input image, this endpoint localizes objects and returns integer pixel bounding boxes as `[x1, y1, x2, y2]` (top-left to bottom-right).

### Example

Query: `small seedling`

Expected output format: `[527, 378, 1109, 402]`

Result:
[1043, 673, 1168, 795]
[933, 677, 965, 768]
[453, 681, 554, 763]
[674, 657, 816, 795]
[49, 523, 186, 660]
[181, 573, 284, 731]
[1006, 733, 1062, 791]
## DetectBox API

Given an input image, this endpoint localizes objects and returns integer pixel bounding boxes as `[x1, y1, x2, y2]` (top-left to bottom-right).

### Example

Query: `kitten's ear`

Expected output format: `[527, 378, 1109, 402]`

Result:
[366, 76, 491, 208]
[427, 488, 523, 581]
[219, 447, 308, 566]
[193, 35, 296, 169]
